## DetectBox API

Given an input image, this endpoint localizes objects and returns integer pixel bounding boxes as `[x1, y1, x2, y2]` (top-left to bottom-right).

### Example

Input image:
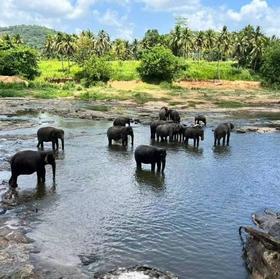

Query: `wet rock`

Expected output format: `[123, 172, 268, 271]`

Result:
[235, 128, 246, 134]
[240, 210, 280, 279]
[94, 265, 178, 279]
[79, 253, 99, 266]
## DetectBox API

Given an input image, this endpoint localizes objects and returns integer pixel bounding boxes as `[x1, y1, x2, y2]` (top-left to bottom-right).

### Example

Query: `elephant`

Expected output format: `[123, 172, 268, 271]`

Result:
[195, 115, 207, 126]
[113, 117, 131, 126]
[9, 150, 56, 188]
[37, 127, 64, 151]
[107, 126, 134, 146]
[214, 123, 234, 146]
[159, 107, 169, 120]
[134, 145, 166, 172]
[155, 123, 182, 142]
[169, 109, 180, 123]
[183, 126, 204, 147]
[150, 120, 173, 139]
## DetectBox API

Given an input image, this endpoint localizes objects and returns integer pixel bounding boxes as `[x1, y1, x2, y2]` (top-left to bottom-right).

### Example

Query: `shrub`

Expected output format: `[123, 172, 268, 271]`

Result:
[137, 46, 185, 82]
[260, 43, 280, 86]
[74, 55, 112, 87]
[0, 46, 40, 80]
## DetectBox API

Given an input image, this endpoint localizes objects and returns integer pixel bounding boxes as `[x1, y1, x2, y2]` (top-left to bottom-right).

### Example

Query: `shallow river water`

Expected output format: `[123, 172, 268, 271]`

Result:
[0, 113, 280, 278]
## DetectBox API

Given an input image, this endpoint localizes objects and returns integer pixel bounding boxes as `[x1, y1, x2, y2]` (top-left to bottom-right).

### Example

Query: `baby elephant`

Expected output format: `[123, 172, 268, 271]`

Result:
[107, 126, 134, 146]
[183, 126, 204, 147]
[37, 127, 64, 151]
[195, 115, 206, 126]
[214, 123, 234, 146]
[9, 150, 56, 188]
[113, 117, 131, 126]
[135, 145, 166, 172]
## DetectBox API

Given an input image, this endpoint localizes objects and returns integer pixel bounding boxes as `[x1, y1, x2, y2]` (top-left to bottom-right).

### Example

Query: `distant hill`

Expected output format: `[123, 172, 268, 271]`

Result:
[0, 25, 58, 49]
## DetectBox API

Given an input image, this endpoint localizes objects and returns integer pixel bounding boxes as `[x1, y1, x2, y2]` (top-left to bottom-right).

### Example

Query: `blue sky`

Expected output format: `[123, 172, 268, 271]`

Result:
[0, 0, 279, 39]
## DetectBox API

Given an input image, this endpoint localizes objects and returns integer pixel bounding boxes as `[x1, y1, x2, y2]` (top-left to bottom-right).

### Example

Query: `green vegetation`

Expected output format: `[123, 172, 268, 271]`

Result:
[260, 43, 280, 87]
[75, 55, 112, 86]
[0, 45, 39, 79]
[137, 46, 185, 82]
[0, 25, 57, 49]
[111, 60, 139, 80]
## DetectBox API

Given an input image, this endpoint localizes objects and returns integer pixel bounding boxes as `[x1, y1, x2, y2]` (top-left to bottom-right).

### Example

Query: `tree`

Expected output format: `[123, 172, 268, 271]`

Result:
[63, 34, 76, 71]
[169, 25, 183, 56]
[194, 31, 205, 61]
[142, 29, 162, 49]
[74, 31, 95, 64]
[181, 27, 193, 58]
[260, 42, 280, 86]
[137, 46, 184, 82]
[95, 30, 111, 57]
[0, 46, 39, 79]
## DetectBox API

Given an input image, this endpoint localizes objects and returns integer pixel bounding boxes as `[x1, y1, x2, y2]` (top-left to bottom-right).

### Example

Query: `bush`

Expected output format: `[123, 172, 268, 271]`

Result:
[260, 43, 280, 86]
[74, 55, 112, 87]
[137, 46, 185, 82]
[0, 46, 40, 80]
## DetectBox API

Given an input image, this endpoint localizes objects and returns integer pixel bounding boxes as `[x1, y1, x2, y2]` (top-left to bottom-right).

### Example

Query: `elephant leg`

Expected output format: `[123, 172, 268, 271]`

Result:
[227, 132, 230, 145]
[9, 173, 18, 188]
[52, 140, 56, 150]
[56, 139, 59, 150]
[222, 136, 226, 146]
[151, 163, 155, 172]
[218, 138, 221, 145]
[37, 168, 46, 183]
[214, 137, 217, 146]
[197, 137, 200, 147]
[157, 161, 161, 172]
[37, 141, 40, 148]
[186, 138, 189, 145]
[136, 161, 142, 170]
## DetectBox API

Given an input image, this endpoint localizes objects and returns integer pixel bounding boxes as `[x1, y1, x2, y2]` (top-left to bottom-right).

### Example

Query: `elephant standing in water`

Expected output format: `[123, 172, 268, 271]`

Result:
[135, 145, 166, 172]
[107, 126, 134, 146]
[195, 115, 207, 126]
[169, 109, 180, 123]
[183, 126, 204, 147]
[150, 120, 173, 139]
[155, 123, 182, 142]
[113, 117, 131, 126]
[37, 127, 64, 151]
[214, 123, 234, 146]
[159, 107, 169, 120]
[9, 150, 56, 188]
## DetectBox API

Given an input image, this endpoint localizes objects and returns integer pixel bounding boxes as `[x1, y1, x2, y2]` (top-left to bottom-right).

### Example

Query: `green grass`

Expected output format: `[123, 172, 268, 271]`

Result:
[37, 59, 81, 82]
[110, 60, 140, 81]
[181, 60, 255, 81]
[215, 100, 245, 108]
[37, 59, 256, 83]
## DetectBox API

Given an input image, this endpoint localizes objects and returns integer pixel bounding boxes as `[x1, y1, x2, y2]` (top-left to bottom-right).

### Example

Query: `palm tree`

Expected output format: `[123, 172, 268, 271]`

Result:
[95, 30, 111, 57]
[194, 31, 205, 61]
[63, 34, 76, 72]
[13, 34, 23, 44]
[181, 27, 193, 58]
[44, 35, 55, 58]
[169, 25, 183, 56]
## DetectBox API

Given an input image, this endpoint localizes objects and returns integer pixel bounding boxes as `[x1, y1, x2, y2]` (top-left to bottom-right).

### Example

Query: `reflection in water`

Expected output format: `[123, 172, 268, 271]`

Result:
[134, 169, 165, 190]
[213, 146, 232, 157]
[183, 145, 203, 157]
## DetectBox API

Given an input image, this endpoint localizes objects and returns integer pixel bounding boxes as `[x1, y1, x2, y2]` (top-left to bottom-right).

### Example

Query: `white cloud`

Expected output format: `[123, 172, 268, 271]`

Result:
[97, 9, 134, 40]
[138, 0, 280, 36]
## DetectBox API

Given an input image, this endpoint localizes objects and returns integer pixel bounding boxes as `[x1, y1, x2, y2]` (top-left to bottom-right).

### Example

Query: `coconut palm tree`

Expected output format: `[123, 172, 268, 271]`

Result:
[95, 30, 111, 57]
[194, 31, 205, 61]
[169, 24, 183, 56]
[181, 27, 193, 58]
[63, 34, 76, 72]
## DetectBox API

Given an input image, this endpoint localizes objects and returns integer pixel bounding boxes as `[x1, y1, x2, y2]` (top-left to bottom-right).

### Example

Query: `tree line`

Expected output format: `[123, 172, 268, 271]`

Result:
[42, 24, 278, 73]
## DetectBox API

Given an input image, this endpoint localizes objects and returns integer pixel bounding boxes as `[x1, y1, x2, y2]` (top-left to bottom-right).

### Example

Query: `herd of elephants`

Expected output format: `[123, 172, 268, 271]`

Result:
[8, 106, 234, 189]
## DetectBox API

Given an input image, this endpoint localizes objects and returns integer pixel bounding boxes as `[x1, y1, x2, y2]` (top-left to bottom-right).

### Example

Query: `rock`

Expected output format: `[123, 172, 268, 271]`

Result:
[240, 210, 280, 279]
[235, 129, 246, 134]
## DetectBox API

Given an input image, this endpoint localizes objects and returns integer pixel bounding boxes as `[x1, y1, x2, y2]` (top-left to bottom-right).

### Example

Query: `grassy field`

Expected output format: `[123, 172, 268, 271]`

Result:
[36, 59, 256, 82]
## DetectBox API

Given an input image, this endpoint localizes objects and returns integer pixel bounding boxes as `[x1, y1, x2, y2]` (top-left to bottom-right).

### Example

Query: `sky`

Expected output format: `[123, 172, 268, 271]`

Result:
[0, 0, 279, 40]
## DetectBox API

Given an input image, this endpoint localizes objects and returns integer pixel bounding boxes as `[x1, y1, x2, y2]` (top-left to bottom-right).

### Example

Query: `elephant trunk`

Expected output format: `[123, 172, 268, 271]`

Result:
[161, 159, 166, 172]
[52, 161, 56, 181]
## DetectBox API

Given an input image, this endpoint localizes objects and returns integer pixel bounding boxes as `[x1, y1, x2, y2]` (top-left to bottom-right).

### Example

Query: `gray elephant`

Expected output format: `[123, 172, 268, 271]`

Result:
[156, 123, 182, 142]
[107, 126, 134, 146]
[113, 117, 131, 126]
[9, 150, 56, 188]
[214, 123, 234, 146]
[183, 126, 204, 147]
[195, 115, 206, 126]
[150, 120, 173, 139]
[169, 109, 180, 123]
[134, 145, 166, 172]
[37, 127, 64, 151]
[159, 107, 169, 120]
